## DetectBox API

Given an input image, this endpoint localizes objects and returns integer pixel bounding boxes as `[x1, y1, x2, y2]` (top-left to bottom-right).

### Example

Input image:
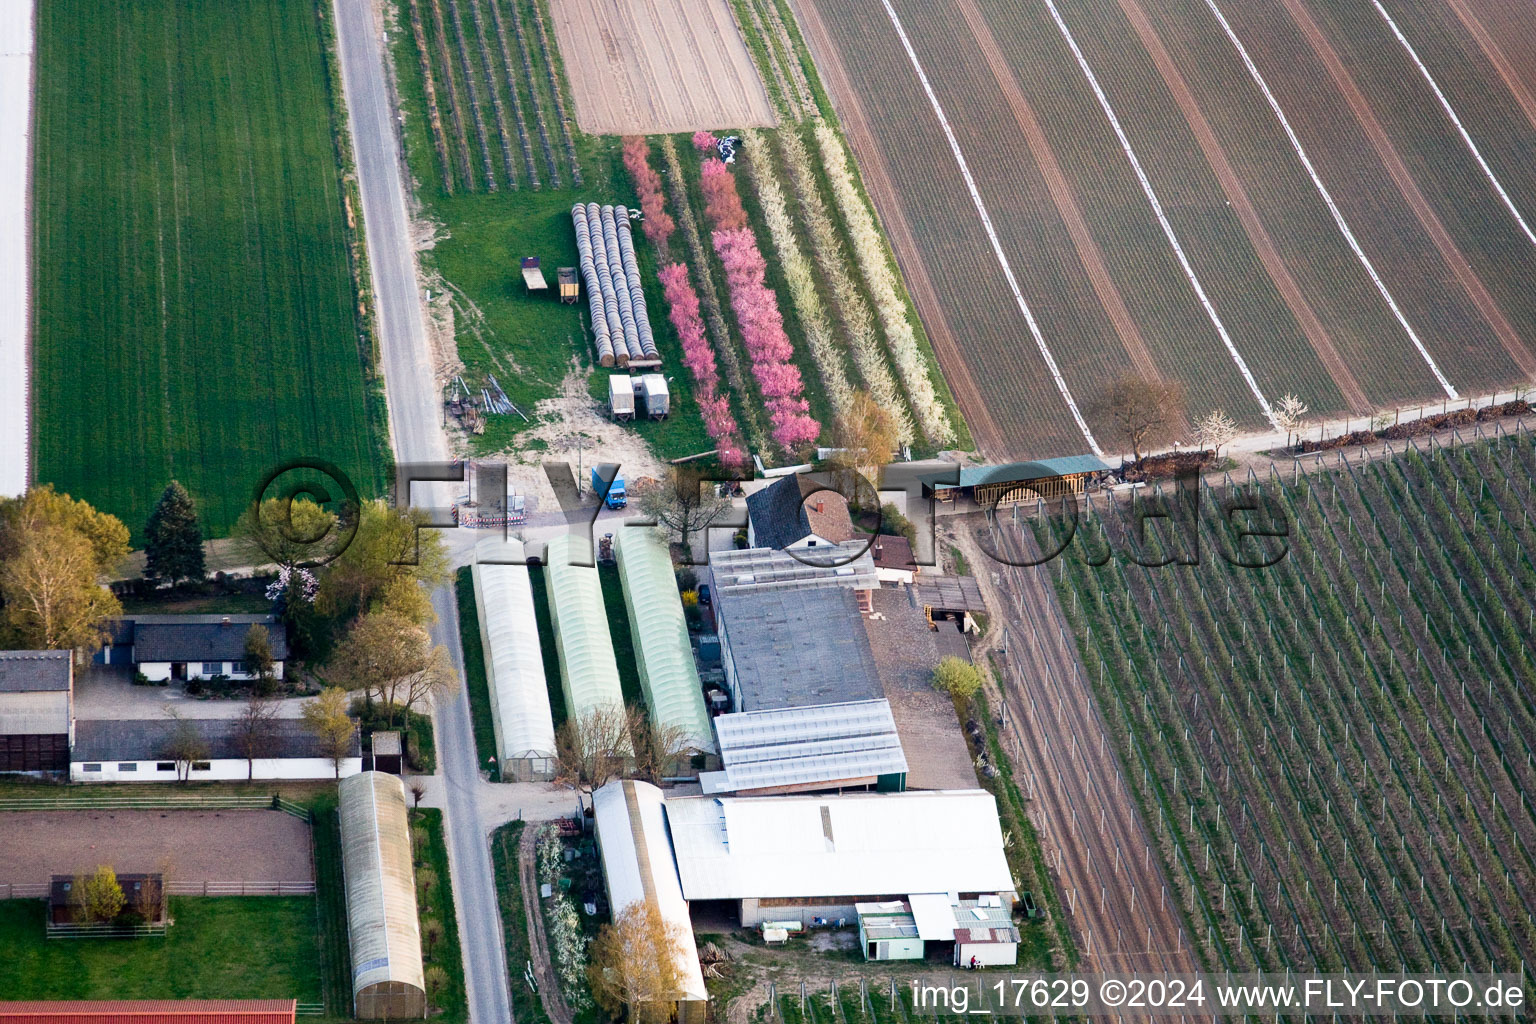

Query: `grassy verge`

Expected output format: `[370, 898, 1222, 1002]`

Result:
[456, 566, 501, 777]
[526, 565, 569, 726]
[962, 688, 1076, 969]
[490, 821, 551, 1024]
[309, 792, 353, 1016]
[0, 897, 322, 1001]
[411, 808, 468, 1021]
[596, 562, 643, 707]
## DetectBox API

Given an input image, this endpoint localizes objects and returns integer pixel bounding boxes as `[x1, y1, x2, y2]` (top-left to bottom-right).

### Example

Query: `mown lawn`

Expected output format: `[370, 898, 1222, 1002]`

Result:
[32, 0, 385, 539]
[0, 897, 322, 1001]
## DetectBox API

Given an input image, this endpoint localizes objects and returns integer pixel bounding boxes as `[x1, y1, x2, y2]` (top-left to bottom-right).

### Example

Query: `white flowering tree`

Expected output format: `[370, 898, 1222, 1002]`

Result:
[1274, 393, 1309, 449]
[1192, 409, 1238, 459]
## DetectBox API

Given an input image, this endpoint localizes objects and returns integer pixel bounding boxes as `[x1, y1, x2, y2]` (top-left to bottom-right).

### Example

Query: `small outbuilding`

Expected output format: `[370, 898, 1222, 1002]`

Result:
[856, 901, 923, 961]
[370, 731, 403, 775]
[0, 650, 73, 773]
[921, 456, 1111, 506]
[338, 772, 427, 1020]
[608, 375, 635, 421]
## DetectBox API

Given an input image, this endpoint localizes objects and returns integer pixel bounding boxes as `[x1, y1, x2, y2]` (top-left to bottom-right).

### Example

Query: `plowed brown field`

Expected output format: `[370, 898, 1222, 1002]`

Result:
[792, 0, 1536, 459]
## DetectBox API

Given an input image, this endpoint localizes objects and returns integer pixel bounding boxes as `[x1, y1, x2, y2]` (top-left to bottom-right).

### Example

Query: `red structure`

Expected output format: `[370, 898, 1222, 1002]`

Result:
[0, 1002, 296, 1024]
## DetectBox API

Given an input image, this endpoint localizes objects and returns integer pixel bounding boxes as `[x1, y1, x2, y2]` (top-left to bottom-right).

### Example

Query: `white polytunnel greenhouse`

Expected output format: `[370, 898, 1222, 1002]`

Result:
[542, 535, 630, 749]
[612, 529, 716, 765]
[338, 771, 427, 1020]
[472, 539, 558, 781]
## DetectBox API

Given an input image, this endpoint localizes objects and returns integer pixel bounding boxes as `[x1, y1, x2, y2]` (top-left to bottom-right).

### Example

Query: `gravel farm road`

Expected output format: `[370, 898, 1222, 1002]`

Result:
[331, 0, 515, 1021]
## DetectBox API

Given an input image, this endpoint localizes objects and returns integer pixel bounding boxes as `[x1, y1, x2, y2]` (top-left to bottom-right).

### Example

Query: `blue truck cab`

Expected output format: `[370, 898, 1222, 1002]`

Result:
[592, 464, 627, 509]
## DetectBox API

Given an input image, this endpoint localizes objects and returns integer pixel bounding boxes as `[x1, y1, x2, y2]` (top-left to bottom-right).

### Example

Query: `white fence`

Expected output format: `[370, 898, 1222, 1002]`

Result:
[1, 880, 314, 898]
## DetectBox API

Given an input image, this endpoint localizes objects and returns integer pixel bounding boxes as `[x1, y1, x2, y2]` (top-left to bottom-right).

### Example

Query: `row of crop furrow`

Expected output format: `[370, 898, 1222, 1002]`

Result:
[1215, 479, 1489, 969]
[1100, 502, 1404, 970]
[442, 0, 499, 189]
[464, 0, 521, 187]
[756, 0, 815, 113]
[423, 0, 477, 189]
[731, 0, 796, 120]
[1347, 454, 1536, 880]
[522, 0, 580, 186]
[404, 0, 456, 193]
[1047, 511, 1301, 970]
[480, 0, 540, 187]
[1441, 440, 1536, 599]
[1287, 466, 1536, 965]
[1041, 519, 1251, 972]
[493, 0, 555, 186]
[1172, 495, 1447, 970]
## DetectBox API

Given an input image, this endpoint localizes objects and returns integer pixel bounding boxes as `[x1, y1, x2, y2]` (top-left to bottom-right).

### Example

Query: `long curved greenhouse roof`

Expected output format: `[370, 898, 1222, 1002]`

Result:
[472, 539, 557, 763]
[613, 529, 715, 755]
[543, 535, 627, 730]
[337, 772, 425, 1007]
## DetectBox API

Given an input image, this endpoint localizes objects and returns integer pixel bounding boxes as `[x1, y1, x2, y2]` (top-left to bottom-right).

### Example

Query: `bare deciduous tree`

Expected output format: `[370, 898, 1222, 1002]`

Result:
[587, 900, 691, 1024]
[629, 710, 693, 785]
[635, 467, 734, 554]
[1103, 374, 1187, 463]
[161, 709, 209, 784]
[555, 704, 634, 803]
[233, 694, 280, 781]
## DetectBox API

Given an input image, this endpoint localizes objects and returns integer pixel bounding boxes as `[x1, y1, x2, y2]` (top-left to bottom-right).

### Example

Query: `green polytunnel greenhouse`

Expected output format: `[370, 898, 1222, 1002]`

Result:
[612, 528, 717, 763]
[542, 535, 630, 750]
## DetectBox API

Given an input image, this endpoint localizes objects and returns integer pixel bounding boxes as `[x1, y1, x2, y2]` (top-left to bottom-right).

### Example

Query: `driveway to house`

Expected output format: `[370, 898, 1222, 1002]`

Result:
[330, 1, 512, 1021]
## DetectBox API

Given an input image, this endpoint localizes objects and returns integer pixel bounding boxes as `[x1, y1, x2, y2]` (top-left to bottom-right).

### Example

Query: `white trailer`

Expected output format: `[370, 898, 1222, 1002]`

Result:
[639, 373, 669, 419]
[609, 374, 635, 420]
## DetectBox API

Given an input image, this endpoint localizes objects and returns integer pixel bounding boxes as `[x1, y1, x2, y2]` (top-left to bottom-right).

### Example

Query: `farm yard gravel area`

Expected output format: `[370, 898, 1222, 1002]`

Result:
[793, 0, 1536, 459]
[546, 0, 775, 134]
[0, 810, 314, 885]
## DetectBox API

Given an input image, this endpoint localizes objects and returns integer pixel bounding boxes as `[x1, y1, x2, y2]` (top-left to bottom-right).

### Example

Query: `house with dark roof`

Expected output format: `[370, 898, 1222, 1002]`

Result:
[0, 650, 74, 772]
[870, 535, 919, 585]
[69, 717, 359, 782]
[101, 615, 289, 684]
[745, 474, 854, 552]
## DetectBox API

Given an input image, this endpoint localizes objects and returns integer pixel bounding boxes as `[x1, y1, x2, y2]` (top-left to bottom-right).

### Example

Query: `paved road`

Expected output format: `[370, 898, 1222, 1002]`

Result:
[330, 1, 513, 1021]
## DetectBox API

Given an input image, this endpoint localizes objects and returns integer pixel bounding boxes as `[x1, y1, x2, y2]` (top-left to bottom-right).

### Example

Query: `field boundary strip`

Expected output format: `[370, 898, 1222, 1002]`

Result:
[1365, 0, 1536, 248]
[0, 0, 32, 498]
[871, 0, 1102, 456]
[1192, 0, 1457, 399]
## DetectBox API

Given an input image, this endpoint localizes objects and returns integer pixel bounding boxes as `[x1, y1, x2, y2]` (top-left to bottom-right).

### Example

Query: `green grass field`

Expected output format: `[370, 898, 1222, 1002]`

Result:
[0, 897, 322, 1001]
[32, 0, 385, 539]
[456, 565, 501, 776]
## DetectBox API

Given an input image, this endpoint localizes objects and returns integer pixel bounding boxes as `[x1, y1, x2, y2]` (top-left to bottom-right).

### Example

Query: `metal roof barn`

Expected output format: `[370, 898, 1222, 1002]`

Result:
[707, 544, 878, 596]
[715, 587, 883, 711]
[663, 790, 1015, 902]
[542, 536, 628, 738]
[592, 780, 709, 1016]
[472, 540, 558, 780]
[612, 529, 714, 757]
[337, 771, 426, 1019]
[707, 699, 906, 794]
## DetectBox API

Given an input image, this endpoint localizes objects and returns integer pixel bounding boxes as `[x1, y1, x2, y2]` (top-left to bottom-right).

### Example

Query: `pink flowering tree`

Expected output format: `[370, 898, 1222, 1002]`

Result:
[622, 137, 674, 248]
[697, 161, 821, 450]
[692, 130, 718, 153]
[658, 262, 746, 464]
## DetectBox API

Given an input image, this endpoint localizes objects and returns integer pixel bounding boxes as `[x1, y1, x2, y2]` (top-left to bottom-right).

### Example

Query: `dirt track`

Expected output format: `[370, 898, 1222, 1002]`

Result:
[956, 523, 1197, 978]
[546, 0, 775, 134]
[0, 810, 313, 885]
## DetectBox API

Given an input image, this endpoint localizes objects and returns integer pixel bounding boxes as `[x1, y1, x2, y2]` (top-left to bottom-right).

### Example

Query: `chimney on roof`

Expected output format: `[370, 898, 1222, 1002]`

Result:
[814, 500, 824, 514]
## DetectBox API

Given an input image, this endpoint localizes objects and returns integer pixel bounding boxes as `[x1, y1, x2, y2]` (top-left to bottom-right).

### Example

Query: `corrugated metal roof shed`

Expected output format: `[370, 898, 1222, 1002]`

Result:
[0, 650, 71, 692]
[337, 772, 426, 1019]
[472, 541, 558, 770]
[924, 457, 1111, 490]
[0, 1002, 296, 1024]
[708, 545, 877, 595]
[911, 577, 987, 613]
[664, 790, 1015, 901]
[543, 535, 627, 730]
[592, 780, 709, 1003]
[612, 530, 714, 756]
[712, 700, 906, 792]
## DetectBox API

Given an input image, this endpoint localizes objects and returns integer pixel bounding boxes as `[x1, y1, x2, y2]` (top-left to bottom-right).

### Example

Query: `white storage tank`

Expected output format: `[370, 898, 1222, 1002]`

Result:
[639, 373, 670, 419]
